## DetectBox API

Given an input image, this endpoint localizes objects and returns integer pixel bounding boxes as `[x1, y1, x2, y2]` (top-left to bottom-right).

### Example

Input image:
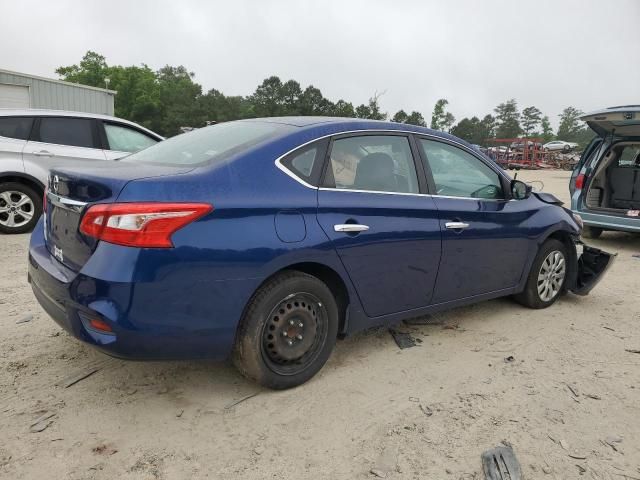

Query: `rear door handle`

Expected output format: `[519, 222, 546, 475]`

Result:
[334, 224, 369, 233]
[33, 150, 55, 157]
[445, 221, 470, 230]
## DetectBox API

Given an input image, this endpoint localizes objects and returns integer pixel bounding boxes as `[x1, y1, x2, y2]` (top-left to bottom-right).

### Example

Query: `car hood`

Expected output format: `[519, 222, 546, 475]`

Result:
[581, 106, 640, 138]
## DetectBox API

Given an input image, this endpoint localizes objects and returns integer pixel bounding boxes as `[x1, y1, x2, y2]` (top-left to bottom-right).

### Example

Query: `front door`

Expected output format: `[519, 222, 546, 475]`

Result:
[416, 137, 533, 303]
[316, 134, 441, 317]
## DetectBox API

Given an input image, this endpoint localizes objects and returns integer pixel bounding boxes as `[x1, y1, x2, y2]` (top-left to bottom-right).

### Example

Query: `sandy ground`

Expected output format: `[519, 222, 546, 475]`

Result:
[1, 170, 639, 480]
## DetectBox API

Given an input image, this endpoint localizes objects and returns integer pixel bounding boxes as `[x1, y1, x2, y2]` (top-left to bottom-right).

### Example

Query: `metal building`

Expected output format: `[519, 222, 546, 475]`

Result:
[0, 69, 115, 115]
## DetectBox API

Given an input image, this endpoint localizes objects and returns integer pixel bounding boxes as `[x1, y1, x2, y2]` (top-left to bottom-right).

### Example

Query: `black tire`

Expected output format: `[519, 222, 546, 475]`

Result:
[232, 271, 339, 389]
[563, 144, 571, 152]
[514, 239, 568, 309]
[582, 226, 603, 239]
[0, 182, 42, 234]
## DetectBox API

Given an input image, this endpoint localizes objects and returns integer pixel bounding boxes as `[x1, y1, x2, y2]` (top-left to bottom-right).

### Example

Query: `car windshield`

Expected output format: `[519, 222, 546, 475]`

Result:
[123, 121, 293, 166]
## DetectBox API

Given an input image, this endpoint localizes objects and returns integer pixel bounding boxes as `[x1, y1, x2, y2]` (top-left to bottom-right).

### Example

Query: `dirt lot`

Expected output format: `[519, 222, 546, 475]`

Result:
[1, 170, 639, 480]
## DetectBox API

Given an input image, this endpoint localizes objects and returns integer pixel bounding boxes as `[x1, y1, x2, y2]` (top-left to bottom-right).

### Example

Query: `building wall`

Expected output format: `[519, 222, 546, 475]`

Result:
[0, 70, 115, 115]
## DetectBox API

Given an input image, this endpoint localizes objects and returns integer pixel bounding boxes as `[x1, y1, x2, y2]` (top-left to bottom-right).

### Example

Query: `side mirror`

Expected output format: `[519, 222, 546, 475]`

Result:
[511, 179, 532, 200]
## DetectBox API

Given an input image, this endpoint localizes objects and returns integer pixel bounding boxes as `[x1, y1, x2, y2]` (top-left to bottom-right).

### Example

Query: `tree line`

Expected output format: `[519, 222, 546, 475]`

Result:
[57, 51, 594, 147]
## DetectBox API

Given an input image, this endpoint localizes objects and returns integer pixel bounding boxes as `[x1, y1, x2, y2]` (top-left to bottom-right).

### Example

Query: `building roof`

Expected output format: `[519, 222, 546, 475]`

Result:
[0, 68, 117, 94]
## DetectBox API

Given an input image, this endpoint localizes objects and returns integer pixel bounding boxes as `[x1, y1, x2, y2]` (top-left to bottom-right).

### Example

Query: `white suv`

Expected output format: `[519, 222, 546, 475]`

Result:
[0, 109, 163, 233]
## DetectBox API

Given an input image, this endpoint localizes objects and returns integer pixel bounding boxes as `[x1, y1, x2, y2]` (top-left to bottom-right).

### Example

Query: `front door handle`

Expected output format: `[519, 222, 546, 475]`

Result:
[445, 221, 470, 230]
[334, 224, 369, 233]
[33, 150, 55, 157]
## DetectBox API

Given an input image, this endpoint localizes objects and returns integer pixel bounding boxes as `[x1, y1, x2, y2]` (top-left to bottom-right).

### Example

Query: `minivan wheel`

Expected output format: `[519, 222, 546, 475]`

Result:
[582, 226, 603, 239]
[0, 182, 42, 234]
[514, 239, 568, 309]
[233, 271, 339, 389]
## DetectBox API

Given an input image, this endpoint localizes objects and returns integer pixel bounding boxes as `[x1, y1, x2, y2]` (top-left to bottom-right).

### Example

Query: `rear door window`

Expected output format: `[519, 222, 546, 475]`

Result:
[0, 117, 33, 140]
[324, 135, 420, 194]
[104, 122, 158, 153]
[617, 145, 640, 166]
[37, 117, 96, 149]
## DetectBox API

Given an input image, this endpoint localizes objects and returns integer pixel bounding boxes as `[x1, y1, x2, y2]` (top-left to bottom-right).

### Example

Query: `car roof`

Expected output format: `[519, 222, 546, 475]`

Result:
[241, 116, 469, 146]
[0, 108, 163, 139]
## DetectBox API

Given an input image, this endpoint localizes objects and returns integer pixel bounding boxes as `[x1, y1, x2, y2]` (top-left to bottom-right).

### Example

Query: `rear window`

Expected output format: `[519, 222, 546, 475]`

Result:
[0, 116, 33, 140]
[124, 121, 292, 166]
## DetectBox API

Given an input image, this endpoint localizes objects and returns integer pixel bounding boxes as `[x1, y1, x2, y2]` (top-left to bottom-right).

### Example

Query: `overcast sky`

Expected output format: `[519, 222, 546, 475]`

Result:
[1, 0, 639, 126]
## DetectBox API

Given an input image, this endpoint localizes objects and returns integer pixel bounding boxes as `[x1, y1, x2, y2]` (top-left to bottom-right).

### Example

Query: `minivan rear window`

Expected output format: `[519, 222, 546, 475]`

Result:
[124, 121, 293, 166]
[0, 117, 33, 140]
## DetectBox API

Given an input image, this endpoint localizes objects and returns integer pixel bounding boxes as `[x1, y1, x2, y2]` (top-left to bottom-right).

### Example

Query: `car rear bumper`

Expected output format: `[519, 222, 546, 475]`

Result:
[573, 209, 640, 233]
[28, 219, 257, 361]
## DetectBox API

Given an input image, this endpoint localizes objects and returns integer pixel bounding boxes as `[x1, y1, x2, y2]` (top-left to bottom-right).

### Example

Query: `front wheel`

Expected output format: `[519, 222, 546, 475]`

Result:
[0, 182, 42, 234]
[233, 271, 339, 389]
[514, 239, 568, 309]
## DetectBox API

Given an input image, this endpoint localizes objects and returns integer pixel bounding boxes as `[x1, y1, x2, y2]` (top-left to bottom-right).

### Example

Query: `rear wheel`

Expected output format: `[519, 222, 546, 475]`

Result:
[233, 271, 339, 389]
[514, 239, 568, 309]
[0, 182, 42, 234]
[582, 226, 603, 239]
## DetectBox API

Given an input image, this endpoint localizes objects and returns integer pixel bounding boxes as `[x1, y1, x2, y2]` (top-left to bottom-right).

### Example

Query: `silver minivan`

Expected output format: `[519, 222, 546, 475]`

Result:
[571, 106, 640, 237]
[0, 109, 163, 233]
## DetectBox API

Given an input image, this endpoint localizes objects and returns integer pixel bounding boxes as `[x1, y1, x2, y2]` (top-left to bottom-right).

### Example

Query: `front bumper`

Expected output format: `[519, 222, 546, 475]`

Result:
[568, 243, 616, 296]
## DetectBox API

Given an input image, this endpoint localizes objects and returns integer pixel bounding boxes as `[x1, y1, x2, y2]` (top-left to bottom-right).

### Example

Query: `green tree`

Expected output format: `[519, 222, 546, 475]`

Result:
[298, 85, 334, 116]
[494, 99, 522, 138]
[521, 106, 542, 137]
[451, 115, 495, 145]
[391, 109, 408, 123]
[355, 93, 386, 120]
[406, 111, 426, 127]
[56, 51, 109, 88]
[430, 98, 455, 131]
[557, 106, 584, 140]
[250, 76, 285, 117]
[331, 99, 356, 117]
[540, 115, 554, 143]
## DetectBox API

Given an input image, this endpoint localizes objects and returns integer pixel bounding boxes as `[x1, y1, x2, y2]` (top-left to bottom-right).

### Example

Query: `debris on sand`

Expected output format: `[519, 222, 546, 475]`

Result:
[16, 314, 33, 324]
[481, 445, 522, 480]
[57, 366, 101, 388]
[389, 329, 417, 349]
[29, 412, 56, 433]
[224, 392, 260, 410]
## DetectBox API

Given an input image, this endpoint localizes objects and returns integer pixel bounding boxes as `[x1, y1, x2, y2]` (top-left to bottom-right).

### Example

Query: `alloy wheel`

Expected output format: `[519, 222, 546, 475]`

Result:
[537, 250, 566, 302]
[0, 191, 35, 229]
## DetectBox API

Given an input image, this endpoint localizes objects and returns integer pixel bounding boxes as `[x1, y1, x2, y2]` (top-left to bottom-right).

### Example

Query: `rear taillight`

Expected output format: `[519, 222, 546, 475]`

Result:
[79, 202, 213, 248]
[575, 174, 585, 190]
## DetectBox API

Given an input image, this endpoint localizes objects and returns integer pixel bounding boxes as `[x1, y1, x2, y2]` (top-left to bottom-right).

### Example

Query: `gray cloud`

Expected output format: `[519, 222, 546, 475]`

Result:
[1, 0, 639, 126]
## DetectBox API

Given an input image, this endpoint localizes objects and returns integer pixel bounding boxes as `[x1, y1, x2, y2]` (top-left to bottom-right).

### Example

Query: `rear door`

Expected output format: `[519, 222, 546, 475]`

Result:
[416, 137, 532, 303]
[316, 133, 442, 317]
[23, 116, 107, 182]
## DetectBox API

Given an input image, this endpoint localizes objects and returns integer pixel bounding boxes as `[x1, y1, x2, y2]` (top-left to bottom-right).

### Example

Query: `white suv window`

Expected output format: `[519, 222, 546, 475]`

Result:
[104, 123, 158, 153]
[0, 117, 33, 140]
[38, 117, 95, 148]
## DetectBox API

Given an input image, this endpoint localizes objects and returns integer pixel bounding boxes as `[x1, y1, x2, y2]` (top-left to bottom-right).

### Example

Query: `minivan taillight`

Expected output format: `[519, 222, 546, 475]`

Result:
[575, 174, 585, 190]
[80, 203, 213, 248]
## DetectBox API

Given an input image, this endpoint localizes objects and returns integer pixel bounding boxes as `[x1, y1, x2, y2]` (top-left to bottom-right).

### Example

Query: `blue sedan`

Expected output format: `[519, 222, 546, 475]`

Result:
[28, 117, 614, 388]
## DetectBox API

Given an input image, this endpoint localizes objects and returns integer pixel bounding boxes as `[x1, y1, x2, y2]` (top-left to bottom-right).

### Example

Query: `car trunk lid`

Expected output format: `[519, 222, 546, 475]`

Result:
[581, 106, 640, 138]
[44, 163, 193, 271]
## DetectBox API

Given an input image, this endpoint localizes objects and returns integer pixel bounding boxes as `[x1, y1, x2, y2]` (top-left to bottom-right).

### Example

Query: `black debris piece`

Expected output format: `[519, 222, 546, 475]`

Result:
[389, 329, 417, 349]
[481, 446, 522, 480]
